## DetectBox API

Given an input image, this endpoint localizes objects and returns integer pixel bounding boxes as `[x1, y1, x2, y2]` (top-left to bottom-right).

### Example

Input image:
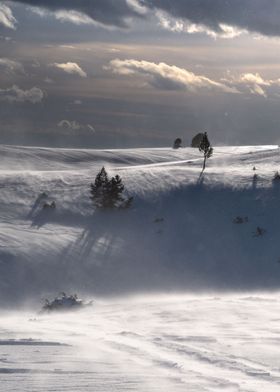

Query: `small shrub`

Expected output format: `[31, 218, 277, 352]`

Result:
[43, 201, 56, 210]
[173, 138, 182, 149]
[253, 226, 266, 237]
[233, 216, 248, 224]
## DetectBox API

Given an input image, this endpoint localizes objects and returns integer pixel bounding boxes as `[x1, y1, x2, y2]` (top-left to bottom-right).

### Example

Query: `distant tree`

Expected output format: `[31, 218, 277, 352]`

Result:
[90, 167, 133, 209]
[199, 132, 213, 174]
[173, 138, 182, 149]
[273, 171, 280, 181]
[191, 133, 204, 148]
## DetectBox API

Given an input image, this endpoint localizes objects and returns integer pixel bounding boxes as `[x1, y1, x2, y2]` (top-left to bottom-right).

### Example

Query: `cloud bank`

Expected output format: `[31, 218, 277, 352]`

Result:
[108, 59, 280, 99]
[9, 0, 280, 37]
[143, 0, 280, 38]
[107, 59, 238, 94]
[10, 0, 145, 28]
[0, 58, 24, 73]
[0, 85, 44, 103]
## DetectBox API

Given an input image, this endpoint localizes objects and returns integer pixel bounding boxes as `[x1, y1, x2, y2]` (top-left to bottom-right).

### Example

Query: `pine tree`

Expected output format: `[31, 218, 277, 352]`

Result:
[90, 167, 133, 209]
[90, 167, 109, 209]
[199, 132, 213, 174]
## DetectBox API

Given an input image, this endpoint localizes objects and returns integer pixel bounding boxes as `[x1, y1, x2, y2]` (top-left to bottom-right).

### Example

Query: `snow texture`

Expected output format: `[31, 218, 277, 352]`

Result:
[1, 144, 280, 391]
[1, 295, 280, 391]
[0, 144, 280, 305]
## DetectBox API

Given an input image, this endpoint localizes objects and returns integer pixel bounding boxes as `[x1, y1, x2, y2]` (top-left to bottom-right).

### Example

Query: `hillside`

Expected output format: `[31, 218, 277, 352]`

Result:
[0, 144, 280, 307]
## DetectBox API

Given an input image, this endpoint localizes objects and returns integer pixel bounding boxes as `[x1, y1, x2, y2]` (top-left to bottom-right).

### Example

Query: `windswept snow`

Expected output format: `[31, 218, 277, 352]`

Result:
[1, 143, 280, 391]
[1, 144, 280, 304]
[1, 295, 280, 391]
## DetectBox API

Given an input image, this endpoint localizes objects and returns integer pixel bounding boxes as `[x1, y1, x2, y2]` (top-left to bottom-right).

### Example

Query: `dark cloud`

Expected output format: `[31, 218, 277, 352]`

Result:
[11, 0, 280, 37]
[10, 0, 145, 28]
[142, 0, 280, 37]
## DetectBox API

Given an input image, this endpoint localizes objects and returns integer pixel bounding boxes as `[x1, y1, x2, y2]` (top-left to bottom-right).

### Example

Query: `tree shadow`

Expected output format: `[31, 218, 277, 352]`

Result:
[30, 207, 56, 228]
[27, 193, 48, 219]
[59, 211, 131, 265]
[197, 172, 205, 186]
[252, 174, 258, 190]
[30, 207, 89, 229]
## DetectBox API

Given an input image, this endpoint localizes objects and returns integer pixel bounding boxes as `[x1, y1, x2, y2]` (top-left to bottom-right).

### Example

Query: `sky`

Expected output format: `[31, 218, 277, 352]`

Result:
[1, 1, 280, 148]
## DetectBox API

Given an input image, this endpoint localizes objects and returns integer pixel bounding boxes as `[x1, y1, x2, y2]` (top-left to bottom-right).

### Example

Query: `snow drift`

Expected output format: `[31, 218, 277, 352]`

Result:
[0, 144, 280, 307]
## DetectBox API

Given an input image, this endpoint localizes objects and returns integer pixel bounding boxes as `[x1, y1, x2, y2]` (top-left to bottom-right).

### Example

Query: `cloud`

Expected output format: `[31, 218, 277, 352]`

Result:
[30, 7, 96, 26]
[0, 4, 17, 29]
[0, 58, 24, 73]
[10, 0, 280, 37]
[108, 59, 280, 99]
[223, 72, 280, 98]
[10, 0, 145, 28]
[239, 73, 270, 97]
[0, 85, 44, 103]
[155, 10, 247, 39]
[58, 120, 95, 132]
[107, 59, 238, 94]
[142, 0, 280, 38]
[51, 62, 87, 78]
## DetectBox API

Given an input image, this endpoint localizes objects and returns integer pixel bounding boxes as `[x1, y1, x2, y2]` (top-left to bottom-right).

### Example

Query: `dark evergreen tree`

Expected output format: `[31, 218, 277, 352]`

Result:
[104, 174, 125, 208]
[90, 167, 133, 209]
[90, 167, 109, 209]
[199, 132, 213, 174]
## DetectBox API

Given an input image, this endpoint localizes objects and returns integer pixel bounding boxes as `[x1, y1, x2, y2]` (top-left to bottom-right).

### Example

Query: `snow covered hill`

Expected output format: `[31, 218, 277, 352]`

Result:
[2, 144, 280, 392]
[0, 144, 280, 307]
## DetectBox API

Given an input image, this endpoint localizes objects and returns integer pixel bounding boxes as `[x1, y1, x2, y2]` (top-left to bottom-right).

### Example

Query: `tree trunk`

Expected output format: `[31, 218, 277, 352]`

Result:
[202, 154, 207, 173]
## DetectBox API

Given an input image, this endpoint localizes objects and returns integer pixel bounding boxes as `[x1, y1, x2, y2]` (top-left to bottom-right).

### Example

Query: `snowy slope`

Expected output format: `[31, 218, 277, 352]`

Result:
[0, 144, 280, 306]
[2, 144, 280, 392]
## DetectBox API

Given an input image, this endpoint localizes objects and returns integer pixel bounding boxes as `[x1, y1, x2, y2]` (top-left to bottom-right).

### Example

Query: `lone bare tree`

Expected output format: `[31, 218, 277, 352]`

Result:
[199, 132, 213, 174]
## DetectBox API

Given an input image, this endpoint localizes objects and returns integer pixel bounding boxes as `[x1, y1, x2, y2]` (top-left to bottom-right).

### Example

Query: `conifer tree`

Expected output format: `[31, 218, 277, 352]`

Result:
[90, 167, 133, 209]
[199, 132, 213, 174]
[90, 167, 109, 209]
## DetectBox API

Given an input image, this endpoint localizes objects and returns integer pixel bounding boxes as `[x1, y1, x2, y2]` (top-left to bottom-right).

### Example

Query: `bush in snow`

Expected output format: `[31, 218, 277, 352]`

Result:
[90, 167, 133, 210]
[42, 292, 91, 312]
[233, 216, 248, 224]
[173, 138, 182, 149]
[43, 201, 56, 210]
[199, 132, 213, 174]
[253, 226, 266, 237]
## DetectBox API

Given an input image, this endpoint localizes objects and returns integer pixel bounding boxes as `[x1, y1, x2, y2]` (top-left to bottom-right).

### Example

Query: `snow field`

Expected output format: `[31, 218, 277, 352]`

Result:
[1, 295, 280, 391]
